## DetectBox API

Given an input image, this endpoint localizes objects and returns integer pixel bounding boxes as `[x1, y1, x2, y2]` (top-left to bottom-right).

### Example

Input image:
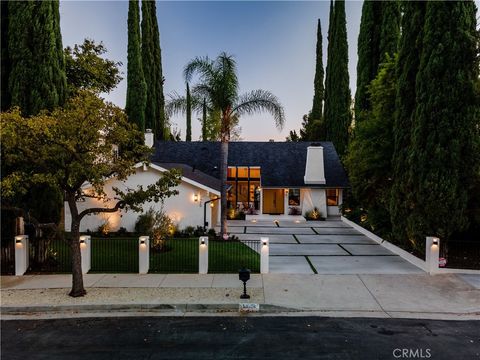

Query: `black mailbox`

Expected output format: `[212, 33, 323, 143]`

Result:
[239, 268, 251, 299]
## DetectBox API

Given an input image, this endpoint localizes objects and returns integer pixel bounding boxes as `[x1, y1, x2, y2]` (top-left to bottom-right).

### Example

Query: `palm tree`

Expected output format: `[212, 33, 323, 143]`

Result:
[180, 52, 285, 237]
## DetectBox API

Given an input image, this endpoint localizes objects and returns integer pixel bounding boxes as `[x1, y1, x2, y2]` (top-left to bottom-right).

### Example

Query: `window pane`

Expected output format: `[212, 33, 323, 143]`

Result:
[227, 167, 236, 178]
[250, 182, 261, 210]
[326, 189, 338, 206]
[237, 167, 248, 178]
[249, 168, 261, 179]
[237, 181, 249, 203]
[288, 188, 300, 206]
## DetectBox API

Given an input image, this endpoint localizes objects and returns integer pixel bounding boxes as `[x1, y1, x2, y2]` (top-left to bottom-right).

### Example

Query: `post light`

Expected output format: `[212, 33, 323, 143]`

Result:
[260, 237, 269, 274]
[294, 220, 300, 223]
[139, 236, 148, 248]
[239, 268, 251, 299]
[432, 238, 439, 246]
[200, 237, 206, 246]
[79, 239, 86, 249]
[261, 237, 269, 247]
[15, 236, 23, 248]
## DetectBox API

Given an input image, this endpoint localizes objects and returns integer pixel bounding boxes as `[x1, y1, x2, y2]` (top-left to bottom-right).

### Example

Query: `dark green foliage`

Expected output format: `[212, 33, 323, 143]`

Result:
[309, 19, 325, 140]
[389, 2, 426, 247]
[355, 1, 400, 123]
[286, 129, 300, 142]
[6, 0, 66, 116]
[186, 83, 192, 141]
[201, 98, 207, 140]
[324, 0, 351, 156]
[406, 1, 479, 243]
[141, 0, 166, 139]
[126, 0, 147, 131]
[1, 1, 10, 111]
[345, 56, 397, 235]
[65, 39, 122, 95]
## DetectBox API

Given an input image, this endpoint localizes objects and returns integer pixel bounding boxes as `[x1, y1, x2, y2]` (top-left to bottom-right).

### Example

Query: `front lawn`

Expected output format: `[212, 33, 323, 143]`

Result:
[35, 237, 260, 274]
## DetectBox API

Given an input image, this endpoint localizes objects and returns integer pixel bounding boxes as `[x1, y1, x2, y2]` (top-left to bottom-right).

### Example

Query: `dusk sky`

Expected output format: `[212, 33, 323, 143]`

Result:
[60, 1, 364, 141]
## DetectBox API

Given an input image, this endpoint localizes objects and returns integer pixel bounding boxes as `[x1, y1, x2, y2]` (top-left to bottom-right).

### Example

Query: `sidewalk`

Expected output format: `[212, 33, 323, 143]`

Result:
[1, 273, 479, 320]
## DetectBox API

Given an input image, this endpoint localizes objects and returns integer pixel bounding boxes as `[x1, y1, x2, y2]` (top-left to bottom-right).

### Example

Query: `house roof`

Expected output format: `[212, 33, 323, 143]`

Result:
[151, 141, 349, 188]
[155, 162, 221, 192]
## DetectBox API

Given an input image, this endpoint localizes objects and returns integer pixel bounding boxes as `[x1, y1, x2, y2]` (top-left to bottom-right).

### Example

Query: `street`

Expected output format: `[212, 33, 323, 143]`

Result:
[1, 316, 479, 359]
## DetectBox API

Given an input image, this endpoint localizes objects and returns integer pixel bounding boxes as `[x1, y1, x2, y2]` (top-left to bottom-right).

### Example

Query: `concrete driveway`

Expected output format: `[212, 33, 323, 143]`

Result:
[228, 219, 424, 275]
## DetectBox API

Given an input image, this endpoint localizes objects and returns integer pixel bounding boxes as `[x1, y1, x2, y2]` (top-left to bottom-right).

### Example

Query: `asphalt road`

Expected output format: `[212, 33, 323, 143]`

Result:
[1, 316, 479, 359]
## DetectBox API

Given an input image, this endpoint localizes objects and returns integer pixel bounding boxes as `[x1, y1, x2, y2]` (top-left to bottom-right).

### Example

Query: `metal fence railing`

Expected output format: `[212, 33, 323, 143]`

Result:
[208, 239, 260, 273]
[1, 239, 15, 275]
[440, 240, 480, 270]
[149, 238, 198, 273]
[90, 238, 138, 273]
[28, 238, 71, 273]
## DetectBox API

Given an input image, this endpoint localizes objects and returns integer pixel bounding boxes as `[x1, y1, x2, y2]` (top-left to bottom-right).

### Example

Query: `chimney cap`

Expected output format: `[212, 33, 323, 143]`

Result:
[145, 129, 152, 133]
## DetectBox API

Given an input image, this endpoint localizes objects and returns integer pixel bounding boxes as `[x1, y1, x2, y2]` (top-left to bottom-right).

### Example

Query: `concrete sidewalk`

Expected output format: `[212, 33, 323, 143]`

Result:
[1, 273, 479, 320]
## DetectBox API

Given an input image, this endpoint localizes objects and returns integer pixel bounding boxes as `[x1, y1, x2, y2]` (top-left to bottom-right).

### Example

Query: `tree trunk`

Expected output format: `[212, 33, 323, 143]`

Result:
[66, 192, 86, 297]
[220, 140, 229, 238]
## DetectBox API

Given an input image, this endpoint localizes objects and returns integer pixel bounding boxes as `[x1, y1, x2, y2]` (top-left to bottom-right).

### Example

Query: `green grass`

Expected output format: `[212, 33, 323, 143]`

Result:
[35, 237, 260, 274]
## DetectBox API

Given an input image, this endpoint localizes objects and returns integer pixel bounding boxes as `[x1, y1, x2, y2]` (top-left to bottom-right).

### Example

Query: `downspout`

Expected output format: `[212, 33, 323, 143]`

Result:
[203, 197, 221, 231]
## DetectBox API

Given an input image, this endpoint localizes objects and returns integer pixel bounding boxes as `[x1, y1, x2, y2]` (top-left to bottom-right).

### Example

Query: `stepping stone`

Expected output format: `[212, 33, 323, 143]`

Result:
[296, 235, 375, 244]
[341, 244, 395, 256]
[270, 244, 349, 256]
[231, 233, 297, 243]
[309, 256, 424, 274]
[269, 256, 314, 274]
[246, 227, 315, 235]
[313, 227, 362, 235]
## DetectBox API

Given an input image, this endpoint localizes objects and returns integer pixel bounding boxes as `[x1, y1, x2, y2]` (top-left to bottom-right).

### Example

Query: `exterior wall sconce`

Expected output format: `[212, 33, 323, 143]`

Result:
[194, 193, 199, 202]
[210, 202, 214, 208]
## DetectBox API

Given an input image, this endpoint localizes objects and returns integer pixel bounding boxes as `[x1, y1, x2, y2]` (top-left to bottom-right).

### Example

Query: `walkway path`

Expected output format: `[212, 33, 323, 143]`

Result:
[226, 219, 423, 274]
[2, 273, 479, 320]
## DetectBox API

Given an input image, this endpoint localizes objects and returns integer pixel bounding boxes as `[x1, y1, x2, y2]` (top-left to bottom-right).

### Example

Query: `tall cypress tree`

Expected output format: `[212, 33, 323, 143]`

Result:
[323, 0, 351, 156]
[355, 1, 400, 123]
[141, 0, 166, 140]
[126, 0, 147, 132]
[1, 1, 10, 111]
[6, 1, 66, 115]
[186, 82, 192, 141]
[390, 2, 426, 246]
[407, 0, 479, 243]
[308, 19, 325, 140]
[141, 1, 156, 134]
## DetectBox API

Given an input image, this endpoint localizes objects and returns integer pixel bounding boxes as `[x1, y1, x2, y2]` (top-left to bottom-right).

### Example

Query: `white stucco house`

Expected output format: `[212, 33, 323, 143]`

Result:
[65, 132, 349, 232]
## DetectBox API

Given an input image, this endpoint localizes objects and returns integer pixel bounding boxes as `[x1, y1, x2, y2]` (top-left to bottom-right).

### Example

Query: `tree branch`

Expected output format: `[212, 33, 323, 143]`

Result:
[78, 200, 126, 220]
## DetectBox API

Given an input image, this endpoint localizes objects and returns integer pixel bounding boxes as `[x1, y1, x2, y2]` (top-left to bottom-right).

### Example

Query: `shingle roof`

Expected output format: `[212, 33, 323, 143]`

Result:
[152, 141, 349, 188]
[156, 162, 221, 192]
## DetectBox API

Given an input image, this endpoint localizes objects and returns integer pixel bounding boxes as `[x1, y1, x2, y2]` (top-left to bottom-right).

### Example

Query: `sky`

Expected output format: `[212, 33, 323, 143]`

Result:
[60, 1, 363, 141]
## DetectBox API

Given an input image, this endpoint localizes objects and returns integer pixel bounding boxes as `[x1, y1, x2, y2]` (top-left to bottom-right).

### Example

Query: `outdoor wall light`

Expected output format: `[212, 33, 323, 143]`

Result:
[193, 193, 199, 202]
[210, 202, 214, 208]
[139, 236, 148, 248]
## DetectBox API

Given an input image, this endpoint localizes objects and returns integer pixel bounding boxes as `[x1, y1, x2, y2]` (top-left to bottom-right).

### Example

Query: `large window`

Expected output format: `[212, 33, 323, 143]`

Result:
[326, 189, 340, 206]
[227, 167, 261, 211]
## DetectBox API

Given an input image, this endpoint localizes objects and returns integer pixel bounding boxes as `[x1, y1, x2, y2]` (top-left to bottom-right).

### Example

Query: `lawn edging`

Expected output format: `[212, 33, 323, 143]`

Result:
[340, 216, 427, 272]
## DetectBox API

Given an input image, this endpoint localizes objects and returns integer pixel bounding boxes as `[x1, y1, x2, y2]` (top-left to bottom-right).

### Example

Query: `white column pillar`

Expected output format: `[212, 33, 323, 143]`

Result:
[259, 188, 264, 215]
[139, 236, 150, 274]
[15, 235, 29, 276]
[284, 189, 289, 215]
[79, 235, 91, 274]
[199, 236, 208, 274]
[260, 237, 269, 274]
[426, 236, 440, 274]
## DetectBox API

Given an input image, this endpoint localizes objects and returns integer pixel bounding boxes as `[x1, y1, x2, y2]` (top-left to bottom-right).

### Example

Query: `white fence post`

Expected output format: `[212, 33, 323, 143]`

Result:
[260, 237, 269, 274]
[14, 235, 29, 276]
[199, 236, 208, 274]
[139, 236, 150, 274]
[79, 235, 91, 274]
[426, 236, 440, 274]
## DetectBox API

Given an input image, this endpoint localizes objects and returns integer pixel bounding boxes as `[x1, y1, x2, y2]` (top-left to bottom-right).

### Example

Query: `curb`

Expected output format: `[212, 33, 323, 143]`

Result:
[0, 303, 299, 315]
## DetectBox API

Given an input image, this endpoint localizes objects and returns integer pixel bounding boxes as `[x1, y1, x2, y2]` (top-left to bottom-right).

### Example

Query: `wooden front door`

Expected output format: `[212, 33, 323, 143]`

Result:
[262, 189, 285, 215]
